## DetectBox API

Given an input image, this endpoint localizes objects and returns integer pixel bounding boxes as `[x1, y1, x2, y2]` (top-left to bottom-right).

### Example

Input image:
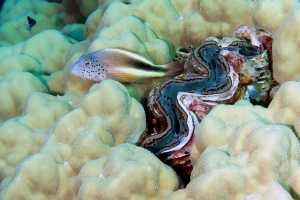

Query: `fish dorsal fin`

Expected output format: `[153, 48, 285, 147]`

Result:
[27, 16, 36, 26]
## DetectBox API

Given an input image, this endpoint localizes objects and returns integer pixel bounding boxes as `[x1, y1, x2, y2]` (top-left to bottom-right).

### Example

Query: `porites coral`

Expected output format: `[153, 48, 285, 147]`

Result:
[0, 80, 167, 199]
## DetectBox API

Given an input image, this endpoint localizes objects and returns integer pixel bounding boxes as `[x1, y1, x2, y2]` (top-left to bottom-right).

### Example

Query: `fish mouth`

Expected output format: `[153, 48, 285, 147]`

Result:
[70, 61, 81, 75]
[70, 65, 77, 75]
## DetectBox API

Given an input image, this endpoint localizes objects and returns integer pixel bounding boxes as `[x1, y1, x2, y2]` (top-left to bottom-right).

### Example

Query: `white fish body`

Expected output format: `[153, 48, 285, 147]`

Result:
[70, 48, 183, 82]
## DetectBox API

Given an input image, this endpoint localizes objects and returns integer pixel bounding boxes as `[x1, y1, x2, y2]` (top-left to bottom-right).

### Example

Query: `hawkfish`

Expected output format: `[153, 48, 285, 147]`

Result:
[70, 48, 184, 83]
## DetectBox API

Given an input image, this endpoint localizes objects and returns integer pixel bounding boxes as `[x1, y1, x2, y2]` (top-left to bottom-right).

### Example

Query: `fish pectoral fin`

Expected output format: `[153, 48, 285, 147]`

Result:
[163, 60, 185, 77]
[106, 71, 140, 82]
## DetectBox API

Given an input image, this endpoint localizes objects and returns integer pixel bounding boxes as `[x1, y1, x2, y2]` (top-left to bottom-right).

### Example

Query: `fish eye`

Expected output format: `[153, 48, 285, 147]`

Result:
[83, 60, 91, 66]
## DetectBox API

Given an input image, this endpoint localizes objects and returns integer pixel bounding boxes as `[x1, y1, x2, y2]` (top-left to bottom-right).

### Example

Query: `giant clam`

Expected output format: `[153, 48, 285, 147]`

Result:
[137, 26, 277, 185]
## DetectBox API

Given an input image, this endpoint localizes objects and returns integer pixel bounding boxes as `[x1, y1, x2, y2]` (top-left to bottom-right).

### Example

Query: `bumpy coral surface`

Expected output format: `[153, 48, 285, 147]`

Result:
[0, 0, 300, 199]
[0, 80, 171, 199]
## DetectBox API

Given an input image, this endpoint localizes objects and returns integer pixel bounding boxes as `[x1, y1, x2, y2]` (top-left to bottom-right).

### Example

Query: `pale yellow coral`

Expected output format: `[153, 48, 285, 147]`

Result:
[0, 29, 89, 97]
[78, 143, 182, 199]
[0, 92, 72, 183]
[272, 3, 300, 84]
[253, 0, 297, 32]
[0, 80, 181, 200]
[0, 30, 90, 185]
[0, 30, 78, 74]
[0, 71, 47, 122]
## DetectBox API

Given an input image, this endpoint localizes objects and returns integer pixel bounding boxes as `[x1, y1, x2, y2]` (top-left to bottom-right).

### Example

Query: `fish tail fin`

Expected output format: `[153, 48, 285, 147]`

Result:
[163, 60, 185, 77]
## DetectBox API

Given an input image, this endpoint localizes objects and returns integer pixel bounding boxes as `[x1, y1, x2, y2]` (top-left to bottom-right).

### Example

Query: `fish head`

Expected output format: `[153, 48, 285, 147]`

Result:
[70, 55, 107, 82]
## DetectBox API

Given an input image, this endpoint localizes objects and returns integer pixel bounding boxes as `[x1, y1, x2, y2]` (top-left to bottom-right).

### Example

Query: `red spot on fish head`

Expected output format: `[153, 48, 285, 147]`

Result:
[83, 60, 91, 66]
